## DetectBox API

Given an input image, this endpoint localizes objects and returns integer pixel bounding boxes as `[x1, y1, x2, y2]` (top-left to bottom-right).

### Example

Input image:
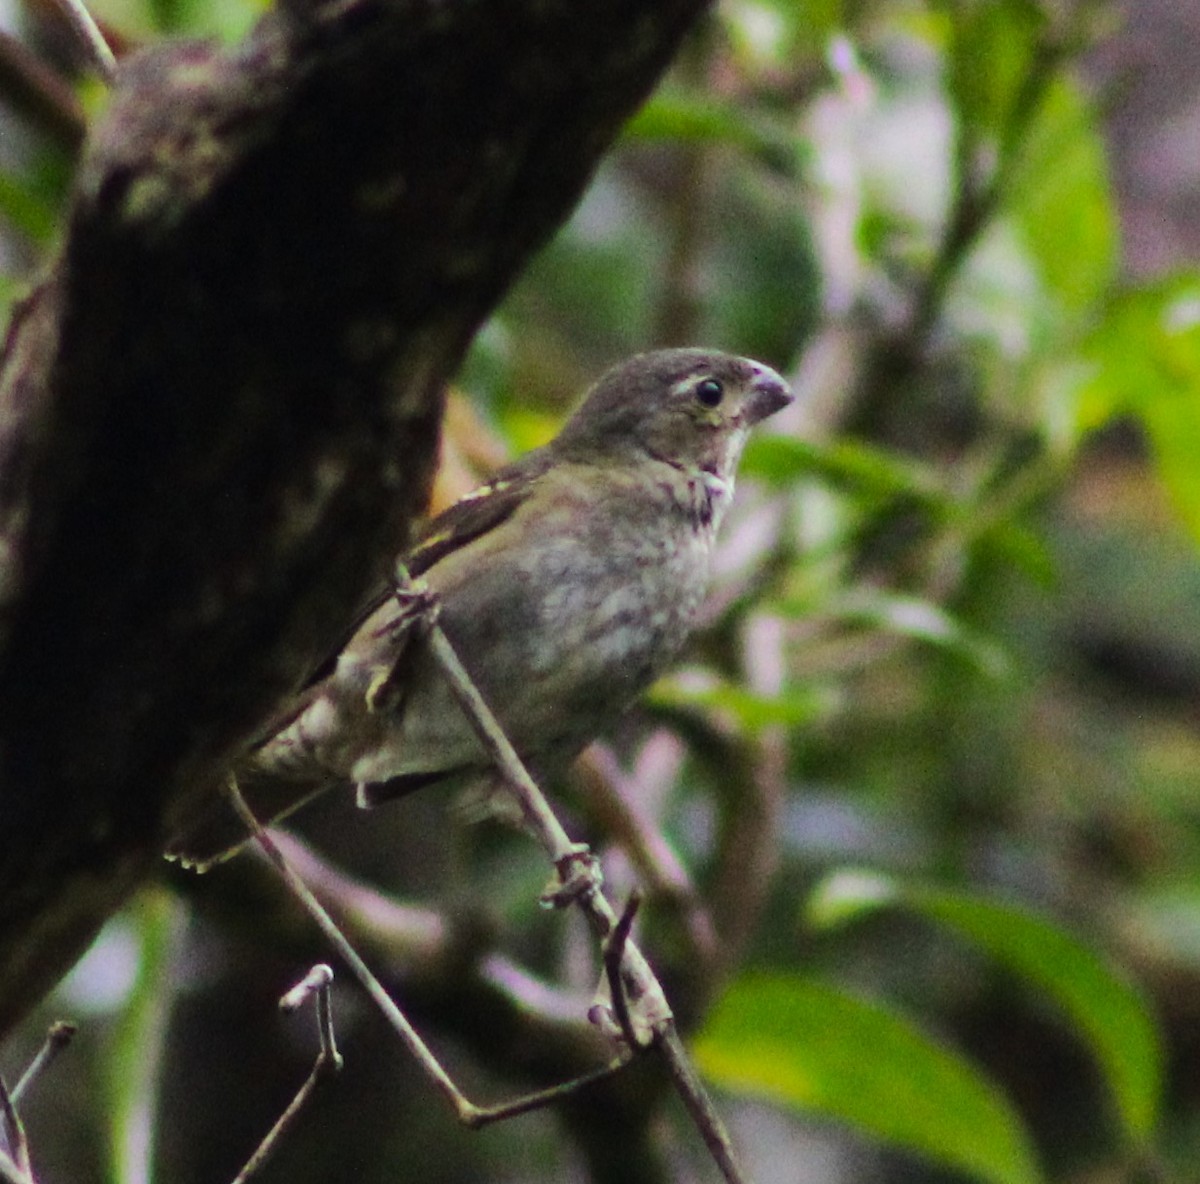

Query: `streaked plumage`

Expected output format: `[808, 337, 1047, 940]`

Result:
[170, 348, 792, 868]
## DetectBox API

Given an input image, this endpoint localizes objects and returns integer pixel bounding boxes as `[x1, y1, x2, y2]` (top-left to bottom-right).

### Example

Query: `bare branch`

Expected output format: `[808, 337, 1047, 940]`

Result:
[227, 785, 632, 1129]
[396, 566, 753, 1184]
[0, 1076, 31, 1184]
[232, 965, 343, 1184]
[10, 1021, 75, 1106]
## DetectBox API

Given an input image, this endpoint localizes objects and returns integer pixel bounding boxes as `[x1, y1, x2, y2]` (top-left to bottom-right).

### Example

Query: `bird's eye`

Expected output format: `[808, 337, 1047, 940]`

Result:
[694, 378, 724, 408]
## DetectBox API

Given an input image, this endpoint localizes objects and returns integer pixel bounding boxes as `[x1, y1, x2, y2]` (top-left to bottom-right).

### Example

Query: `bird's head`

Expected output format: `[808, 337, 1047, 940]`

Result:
[554, 348, 793, 483]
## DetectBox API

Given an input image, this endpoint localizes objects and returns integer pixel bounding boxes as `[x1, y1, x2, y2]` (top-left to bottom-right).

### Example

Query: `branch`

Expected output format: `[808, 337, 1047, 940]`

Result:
[220, 567, 753, 1180]
[231, 965, 343, 1184]
[228, 789, 632, 1129]
[401, 567, 752, 1184]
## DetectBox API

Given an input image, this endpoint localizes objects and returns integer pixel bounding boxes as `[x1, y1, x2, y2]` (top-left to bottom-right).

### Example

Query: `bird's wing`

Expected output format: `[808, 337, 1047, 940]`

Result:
[407, 457, 550, 576]
[166, 451, 553, 868]
[288, 450, 551, 697]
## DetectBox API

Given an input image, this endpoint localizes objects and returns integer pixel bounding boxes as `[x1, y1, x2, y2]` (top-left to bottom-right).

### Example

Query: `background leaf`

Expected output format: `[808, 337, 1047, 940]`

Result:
[809, 871, 1164, 1147]
[695, 973, 1044, 1184]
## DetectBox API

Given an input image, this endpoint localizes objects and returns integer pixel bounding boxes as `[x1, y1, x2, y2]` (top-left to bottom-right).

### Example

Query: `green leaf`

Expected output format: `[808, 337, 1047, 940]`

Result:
[695, 973, 1043, 1184]
[107, 889, 186, 1184]
[741, 434, 951, 508]
[1075, 274, 1200, 543]
[818, 590, 1011, 678]
[1008, 78, 1118, 316]
[809, 871, 1164, 1146]
[648, 675, 823, 732]
[624, 91, 797, 173]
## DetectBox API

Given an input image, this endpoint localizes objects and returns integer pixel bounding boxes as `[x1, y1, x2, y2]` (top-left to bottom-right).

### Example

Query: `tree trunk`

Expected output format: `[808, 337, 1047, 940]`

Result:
[0, 0, 709, 1038]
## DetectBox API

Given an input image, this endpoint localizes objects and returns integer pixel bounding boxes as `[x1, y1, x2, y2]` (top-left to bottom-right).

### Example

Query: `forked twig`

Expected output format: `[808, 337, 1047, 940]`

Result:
[225, 565, 750, 1182]
[395, 564, 749, 1182]
[226, 786, 631, 1130]
[231, 965, 343, 1184]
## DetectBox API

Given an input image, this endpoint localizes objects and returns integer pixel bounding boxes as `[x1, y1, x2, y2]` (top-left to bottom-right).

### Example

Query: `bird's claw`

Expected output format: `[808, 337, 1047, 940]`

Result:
[390, 567, 441, 632]
[364, 569, 442, 714]
[539, 844, 602, 909]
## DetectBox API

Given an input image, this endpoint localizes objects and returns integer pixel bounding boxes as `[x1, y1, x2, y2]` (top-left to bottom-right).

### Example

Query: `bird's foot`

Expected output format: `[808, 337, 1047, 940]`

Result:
[389, 566, 441, 632]
[539, 844, 602, 909]
[363, 574, 441, 714]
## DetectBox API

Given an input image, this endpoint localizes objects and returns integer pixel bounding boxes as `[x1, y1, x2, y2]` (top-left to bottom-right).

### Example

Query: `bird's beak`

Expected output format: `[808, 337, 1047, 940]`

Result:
[743, 364, 794, 426]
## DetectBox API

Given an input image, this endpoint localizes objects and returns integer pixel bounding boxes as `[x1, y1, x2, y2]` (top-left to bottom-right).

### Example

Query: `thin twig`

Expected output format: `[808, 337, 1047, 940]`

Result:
[396, 565, 753, 1184]
[464, 1058, 632, 1129]
[601, 893, 646, 1051]
[0, 1076, 30, 1183]
[278, 964, 343, 1076]
[658, 1028, 747, 1184]
[232, 966, 343, 1184]
[412, 605, 586, 873]
[230, 1061, 327, 1184]
[11, 1022, 75, 1106]
[48, 0, 116, 82]
[227, 784, 632, 1128]
[0, 1147, 32, 1184]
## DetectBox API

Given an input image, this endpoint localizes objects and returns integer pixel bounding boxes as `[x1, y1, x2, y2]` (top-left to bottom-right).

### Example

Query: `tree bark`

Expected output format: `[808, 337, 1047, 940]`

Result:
[0, 0, 709, 1038]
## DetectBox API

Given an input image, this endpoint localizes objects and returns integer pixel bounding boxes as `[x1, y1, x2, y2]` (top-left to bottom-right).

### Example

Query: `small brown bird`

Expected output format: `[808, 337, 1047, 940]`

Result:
[171, 348, 792, 868]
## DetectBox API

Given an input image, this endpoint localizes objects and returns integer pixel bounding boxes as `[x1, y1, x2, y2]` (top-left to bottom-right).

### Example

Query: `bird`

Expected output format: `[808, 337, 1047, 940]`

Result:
[169, 348, 793, 869]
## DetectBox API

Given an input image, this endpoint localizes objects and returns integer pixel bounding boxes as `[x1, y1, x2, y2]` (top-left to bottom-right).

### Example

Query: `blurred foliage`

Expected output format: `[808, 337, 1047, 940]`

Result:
[5, 0, 1200, 1183]
[695, 973, 1042, 1184]
[808, 871, 1161, 1148]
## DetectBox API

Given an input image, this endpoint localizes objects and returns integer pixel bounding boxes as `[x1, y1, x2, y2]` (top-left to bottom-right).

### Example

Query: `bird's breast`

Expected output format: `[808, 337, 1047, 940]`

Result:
[432, 468, 717, 746]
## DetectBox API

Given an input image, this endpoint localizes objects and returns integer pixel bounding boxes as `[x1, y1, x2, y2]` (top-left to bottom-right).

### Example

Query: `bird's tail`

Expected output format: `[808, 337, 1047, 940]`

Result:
[165, 760, 339, 873]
